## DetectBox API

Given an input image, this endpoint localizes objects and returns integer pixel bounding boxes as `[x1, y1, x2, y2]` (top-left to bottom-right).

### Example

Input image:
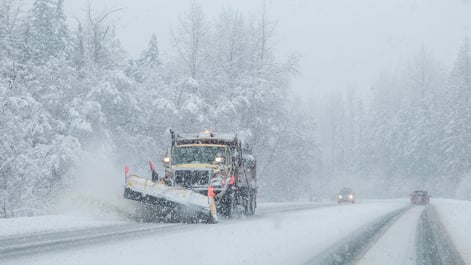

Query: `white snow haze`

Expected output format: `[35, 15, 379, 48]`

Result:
[2, 0, 471, 264]
[64, 0, 471, 100]
[53, 146, 134, 219]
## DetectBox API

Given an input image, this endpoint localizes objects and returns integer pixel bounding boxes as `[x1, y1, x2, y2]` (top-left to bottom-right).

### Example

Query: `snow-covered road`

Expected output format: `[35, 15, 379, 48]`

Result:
[0, 199, 470, 265]
[357, 206, 422, 265]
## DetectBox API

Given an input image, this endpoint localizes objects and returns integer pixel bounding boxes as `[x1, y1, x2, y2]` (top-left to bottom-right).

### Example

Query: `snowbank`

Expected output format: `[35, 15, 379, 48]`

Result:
[0, 215, 128, 238]
[2, 200, 407, 265]
[433, 198, 471, 264]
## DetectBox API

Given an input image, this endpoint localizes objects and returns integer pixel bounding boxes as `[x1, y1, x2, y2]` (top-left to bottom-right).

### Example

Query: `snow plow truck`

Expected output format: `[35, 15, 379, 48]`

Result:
[123, 129, 257, 223]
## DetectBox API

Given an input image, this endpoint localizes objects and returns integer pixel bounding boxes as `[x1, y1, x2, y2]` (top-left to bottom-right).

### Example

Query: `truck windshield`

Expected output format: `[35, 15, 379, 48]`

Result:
[173, 146, 226, 164]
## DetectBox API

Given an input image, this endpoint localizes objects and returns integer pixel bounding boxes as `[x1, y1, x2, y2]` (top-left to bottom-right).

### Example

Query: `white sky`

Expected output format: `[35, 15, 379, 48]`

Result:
[64, 0, 471, 100]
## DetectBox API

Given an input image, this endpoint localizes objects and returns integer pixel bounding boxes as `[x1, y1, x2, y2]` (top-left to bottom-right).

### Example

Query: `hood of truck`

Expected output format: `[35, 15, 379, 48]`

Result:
[172, 163, 219, 170]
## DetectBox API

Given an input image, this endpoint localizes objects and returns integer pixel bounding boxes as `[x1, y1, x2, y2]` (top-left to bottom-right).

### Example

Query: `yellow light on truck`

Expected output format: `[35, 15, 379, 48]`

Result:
[163, 157, 170, 163]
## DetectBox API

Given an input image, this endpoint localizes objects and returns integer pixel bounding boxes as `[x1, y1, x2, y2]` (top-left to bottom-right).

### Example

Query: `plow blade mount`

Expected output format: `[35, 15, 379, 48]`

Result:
[124, 174, 218, 223]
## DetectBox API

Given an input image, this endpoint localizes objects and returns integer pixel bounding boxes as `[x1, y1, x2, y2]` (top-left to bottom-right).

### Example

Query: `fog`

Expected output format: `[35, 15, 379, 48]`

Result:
[1, 0, 471, 217]
[65, 0, 471, 99]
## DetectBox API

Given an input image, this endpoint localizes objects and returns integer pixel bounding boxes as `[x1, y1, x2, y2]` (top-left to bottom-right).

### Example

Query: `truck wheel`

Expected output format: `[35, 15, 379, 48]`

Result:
[227, 198, 235, 218]
[220, 192, 234, 218]
[247, 191, 256, 215]
[241, 189, 250, 216]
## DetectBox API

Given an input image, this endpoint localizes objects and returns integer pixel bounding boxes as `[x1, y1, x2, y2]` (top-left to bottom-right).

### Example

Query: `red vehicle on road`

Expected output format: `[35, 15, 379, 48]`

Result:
[410, 190, 430, 204]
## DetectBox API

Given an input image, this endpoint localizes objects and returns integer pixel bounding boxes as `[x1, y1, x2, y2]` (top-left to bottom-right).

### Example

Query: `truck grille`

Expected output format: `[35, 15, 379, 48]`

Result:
[174, 170, 210, 187]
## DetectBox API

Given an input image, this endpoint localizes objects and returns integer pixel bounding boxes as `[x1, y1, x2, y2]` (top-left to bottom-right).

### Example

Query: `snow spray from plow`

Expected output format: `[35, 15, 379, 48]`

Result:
[123, 129, 257, 223]
[55, 149, 137, 219]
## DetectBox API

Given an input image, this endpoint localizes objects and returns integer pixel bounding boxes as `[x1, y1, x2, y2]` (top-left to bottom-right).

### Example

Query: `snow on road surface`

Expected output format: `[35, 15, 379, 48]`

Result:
[433, 198, 471, 264]
[0, 215, 129, 238]
[6, 199, 470, 265]
[357, 205, 423, 265]
[1, 200, 406, 265]
[0, 202, 324, 239]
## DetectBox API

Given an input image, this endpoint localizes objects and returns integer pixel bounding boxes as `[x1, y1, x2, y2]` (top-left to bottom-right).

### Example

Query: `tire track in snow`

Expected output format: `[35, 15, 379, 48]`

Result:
[0, 222, 186, 259]
[304, 204, 467, 265]
[304, 205, 411, 265]
[415, 205, 465, 265]
[0, 202, 333, 260]
[356, 206, 424, 265]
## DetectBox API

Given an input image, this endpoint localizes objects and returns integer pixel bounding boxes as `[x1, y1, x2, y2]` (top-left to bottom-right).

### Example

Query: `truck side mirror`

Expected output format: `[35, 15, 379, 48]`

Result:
[162, 148, 170, 166]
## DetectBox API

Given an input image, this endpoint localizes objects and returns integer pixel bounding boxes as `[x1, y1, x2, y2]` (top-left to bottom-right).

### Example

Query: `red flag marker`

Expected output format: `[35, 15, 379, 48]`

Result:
[149, 160, 155, 171]
[208, 186, 215, 197]
[229, 176, 235, 185]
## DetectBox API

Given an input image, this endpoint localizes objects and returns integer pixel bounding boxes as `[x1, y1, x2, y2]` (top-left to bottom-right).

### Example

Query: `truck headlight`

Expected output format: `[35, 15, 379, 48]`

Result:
[338, 195, 342, 199]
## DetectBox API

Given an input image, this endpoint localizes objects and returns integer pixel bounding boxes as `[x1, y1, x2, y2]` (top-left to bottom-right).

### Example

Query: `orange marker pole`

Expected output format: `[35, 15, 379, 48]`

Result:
[208, 186, 218, 223]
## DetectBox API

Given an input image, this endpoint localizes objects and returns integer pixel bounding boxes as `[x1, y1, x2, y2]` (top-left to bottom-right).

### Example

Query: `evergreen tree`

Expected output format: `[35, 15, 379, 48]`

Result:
[138, 33, 161, 68]
[171, 1, 208, 79]
[0, 0, 319, 215]
[29, 0, 68, 63]
[442, 37, 471, 174]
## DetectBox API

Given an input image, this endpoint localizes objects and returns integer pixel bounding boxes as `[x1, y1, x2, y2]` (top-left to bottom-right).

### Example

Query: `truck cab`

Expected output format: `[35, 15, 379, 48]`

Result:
[162, 130, 257, 216]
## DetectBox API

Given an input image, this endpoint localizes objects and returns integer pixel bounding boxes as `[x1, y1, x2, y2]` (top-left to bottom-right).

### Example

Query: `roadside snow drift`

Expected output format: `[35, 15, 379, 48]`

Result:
[1, 200, 407, 265]
[433, 198, 471, 264]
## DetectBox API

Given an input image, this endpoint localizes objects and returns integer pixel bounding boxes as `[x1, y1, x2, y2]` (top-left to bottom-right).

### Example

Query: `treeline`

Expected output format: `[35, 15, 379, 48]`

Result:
[0, 0, 319, 217]
[322, 41, 471, 198]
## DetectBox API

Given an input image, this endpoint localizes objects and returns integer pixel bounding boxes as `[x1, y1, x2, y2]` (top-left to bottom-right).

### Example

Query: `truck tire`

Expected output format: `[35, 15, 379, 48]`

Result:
[247, 190, 256, 216]
[219, 192, 235, 217]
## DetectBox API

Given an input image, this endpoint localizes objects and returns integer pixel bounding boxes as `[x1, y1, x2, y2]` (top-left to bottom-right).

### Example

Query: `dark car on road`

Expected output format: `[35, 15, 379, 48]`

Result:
[410, 190, 430, 204]
[337, 187, 355, 204]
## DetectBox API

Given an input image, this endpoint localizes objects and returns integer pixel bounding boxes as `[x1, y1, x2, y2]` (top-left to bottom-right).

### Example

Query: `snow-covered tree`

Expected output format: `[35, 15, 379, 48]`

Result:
[28, 0, 68, 64]
[171, 1, 208, 79]
[138, 33, 161, 69]
[441, 38, 471, 175]
[0, 0, 321, 216]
